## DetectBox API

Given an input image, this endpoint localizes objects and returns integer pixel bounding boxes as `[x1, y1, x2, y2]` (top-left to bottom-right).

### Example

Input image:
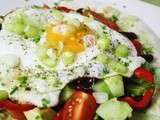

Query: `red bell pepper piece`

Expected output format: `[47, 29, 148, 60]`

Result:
[7, 109, 27, 120]
[0, 100, 34, 112]
[89, 11, 120, 31]
[56, 6, 72, 12]
[119, 89, 154, 110]
[134, 67, 154, 83]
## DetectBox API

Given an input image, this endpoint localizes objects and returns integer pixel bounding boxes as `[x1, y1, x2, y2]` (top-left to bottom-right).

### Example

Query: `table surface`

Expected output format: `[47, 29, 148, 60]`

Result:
[142, 0, 160, 6]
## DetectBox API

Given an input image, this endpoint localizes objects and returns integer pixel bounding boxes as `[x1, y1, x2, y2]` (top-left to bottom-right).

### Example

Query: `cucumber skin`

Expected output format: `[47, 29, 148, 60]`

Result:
[60, 85, 75, 103]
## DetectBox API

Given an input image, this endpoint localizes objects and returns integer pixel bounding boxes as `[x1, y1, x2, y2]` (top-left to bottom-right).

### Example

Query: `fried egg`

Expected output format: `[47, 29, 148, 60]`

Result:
[0, 7, 145, 107]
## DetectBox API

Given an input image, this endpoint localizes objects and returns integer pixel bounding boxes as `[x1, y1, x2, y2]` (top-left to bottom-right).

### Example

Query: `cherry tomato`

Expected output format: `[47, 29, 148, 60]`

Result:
[7, 109, 26, 120]
[61, 91, 97, 120]
[0, 100, 34, 112]
[134, 67, 154, 83]
[131, 40, 142, 54]
[53, 112, 61, 120]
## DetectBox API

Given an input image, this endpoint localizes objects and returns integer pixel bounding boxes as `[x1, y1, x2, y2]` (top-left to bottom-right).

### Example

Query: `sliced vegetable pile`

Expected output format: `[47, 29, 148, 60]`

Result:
[0, 5, 157, 120]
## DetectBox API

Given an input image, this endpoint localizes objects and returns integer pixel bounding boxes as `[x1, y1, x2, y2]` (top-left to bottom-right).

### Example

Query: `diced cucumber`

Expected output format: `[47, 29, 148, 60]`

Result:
[0, 90, 9, 101]
[96, 99, 132, 120]
[93, 92, 108, 104]
[24, 108, 55, 120]
[41, 58, 57, 68]
[4, 22, 25, 35]
[92, 80, 112, 96]
[108, 60, 128, 74]
[96, 54, 110, 64]
[51, 9, 64, 21]
[37, 45, 58, 68]
[61, 51, 76, 65]
[60, 85, 74, 103]
[104, 75, 124, 97]
[24, 25, 40, 40]
[115, 44, 129, 57]
[97, 37, 111, 51]
[127, 84, 145, 97]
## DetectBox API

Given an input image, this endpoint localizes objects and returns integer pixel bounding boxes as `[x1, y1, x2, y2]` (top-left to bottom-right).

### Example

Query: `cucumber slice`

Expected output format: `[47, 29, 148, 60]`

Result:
[60, 85, 74, 103]
[0, 90, 8, 101]
[104, 75, 124, 97]
[96, 99, 132, 120]
[115, 44, 129, 57]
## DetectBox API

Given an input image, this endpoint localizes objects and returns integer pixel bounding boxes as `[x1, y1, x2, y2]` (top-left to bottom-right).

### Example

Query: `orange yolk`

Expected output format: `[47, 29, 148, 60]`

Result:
[45, 24, 92, 53]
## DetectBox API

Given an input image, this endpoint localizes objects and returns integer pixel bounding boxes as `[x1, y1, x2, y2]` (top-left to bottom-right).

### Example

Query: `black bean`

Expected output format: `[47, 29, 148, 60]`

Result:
[71, 77, 98, 93]
[76, 8, 84, 14]
[141, 54, 154, 62]
[120, 31, 138, 40]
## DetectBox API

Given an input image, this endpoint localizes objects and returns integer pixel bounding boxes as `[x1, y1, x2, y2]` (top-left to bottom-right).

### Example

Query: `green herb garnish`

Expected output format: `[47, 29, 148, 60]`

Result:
[42, 98, 50, 108]
[17, 75, 28, 88]
[110, 15, 118, 22]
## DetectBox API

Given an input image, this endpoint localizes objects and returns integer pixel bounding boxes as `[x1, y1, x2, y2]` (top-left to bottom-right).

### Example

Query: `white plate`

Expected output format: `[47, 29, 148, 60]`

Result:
[0, 0, 160, 38]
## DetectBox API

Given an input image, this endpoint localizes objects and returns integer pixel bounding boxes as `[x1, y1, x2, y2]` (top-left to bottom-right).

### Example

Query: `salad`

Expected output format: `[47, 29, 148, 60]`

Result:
[0, 3, 159, 120]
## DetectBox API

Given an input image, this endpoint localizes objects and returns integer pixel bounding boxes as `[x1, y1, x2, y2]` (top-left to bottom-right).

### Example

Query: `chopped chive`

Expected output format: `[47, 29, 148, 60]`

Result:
[31, 5, 41, 9]
[10, 86, 18, 95]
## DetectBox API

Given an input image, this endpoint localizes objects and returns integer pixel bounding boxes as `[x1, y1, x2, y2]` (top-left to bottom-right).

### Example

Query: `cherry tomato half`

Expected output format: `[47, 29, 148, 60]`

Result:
[61, 91, 97, 120]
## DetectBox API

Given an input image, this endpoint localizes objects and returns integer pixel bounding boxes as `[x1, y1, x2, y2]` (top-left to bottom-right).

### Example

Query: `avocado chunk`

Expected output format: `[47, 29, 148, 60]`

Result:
[104, 75, 124, 97]
[24, 108, 55, 120]
[96, 99, 132, 120]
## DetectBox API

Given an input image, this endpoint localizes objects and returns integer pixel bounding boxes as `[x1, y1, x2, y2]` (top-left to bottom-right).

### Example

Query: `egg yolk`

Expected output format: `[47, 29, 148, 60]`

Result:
[45, 24, 92, 53]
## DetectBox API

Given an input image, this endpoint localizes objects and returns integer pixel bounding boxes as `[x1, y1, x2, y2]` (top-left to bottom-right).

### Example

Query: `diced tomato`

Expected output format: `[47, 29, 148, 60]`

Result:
[134, 67, 154, 83]
[61, 91, 97, 120]
[89, 11, 120, 31]
[0, 100, 34, 112]
[131, 40, 142, 54]
[7, 110, 26, 120]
